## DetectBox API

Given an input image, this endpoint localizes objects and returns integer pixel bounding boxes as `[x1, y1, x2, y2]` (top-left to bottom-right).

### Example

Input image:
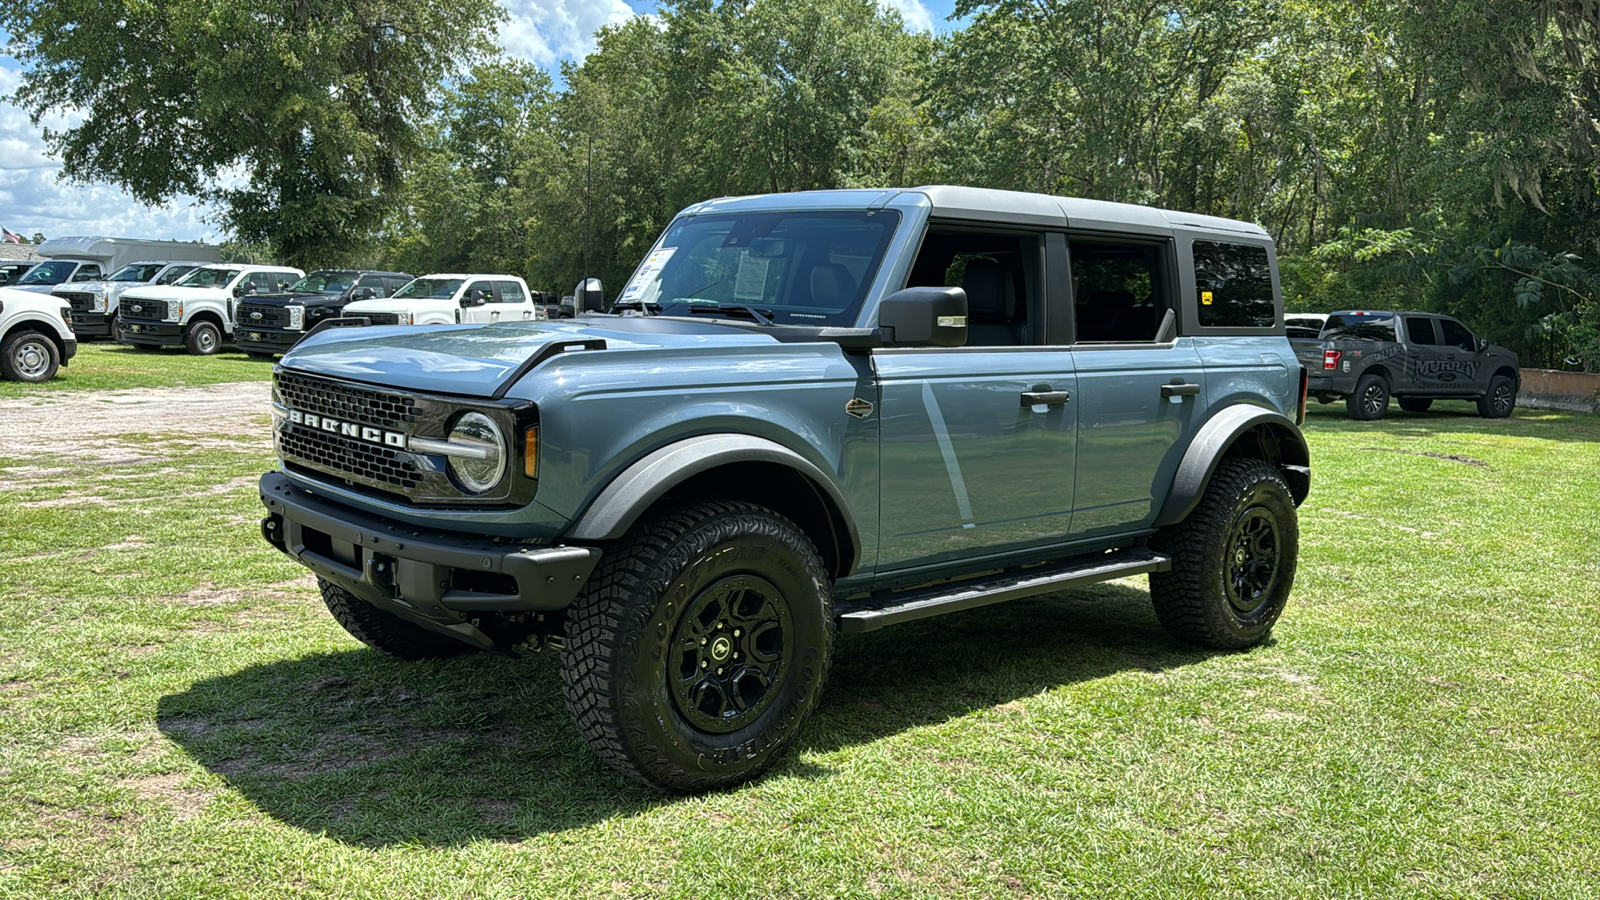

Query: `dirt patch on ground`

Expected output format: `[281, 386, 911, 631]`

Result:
[122, 773, 218, 821]
[0, 382, 271, 463]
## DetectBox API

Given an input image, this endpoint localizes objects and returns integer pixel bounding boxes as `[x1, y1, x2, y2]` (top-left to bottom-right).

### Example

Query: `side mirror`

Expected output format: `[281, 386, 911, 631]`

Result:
[235, 283, 256, 297]
[1477, 338, 1489, 352]
[464, 289, 486, 305]
[572, 278, 603, 313]
[878, 286, 968, 347]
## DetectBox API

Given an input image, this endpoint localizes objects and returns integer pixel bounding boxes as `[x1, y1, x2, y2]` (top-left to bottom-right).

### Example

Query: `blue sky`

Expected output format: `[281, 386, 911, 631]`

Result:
[0, 0, 961, 245]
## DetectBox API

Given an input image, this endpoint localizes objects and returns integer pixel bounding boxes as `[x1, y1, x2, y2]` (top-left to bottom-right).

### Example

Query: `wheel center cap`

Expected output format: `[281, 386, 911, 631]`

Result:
[1235, 548, 1248, 565]
[710, 636, 732, 661]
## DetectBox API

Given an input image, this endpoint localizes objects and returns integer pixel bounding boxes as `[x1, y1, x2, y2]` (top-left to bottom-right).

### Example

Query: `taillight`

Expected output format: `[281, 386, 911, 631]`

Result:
[1323, 349, 1341, 370]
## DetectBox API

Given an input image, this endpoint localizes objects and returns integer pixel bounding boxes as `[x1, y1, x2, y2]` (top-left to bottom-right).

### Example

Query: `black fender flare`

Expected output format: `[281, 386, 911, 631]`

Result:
[565, 433, 861, 572]
[1153, 405, 1310, 528]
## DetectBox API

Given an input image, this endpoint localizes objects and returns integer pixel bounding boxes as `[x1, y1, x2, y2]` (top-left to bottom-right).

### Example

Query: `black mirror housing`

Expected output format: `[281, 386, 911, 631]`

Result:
[878, 286, 968, 347]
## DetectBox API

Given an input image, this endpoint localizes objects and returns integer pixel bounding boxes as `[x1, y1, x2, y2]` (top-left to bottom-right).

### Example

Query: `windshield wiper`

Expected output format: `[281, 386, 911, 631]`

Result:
[688, 303, 775, 325]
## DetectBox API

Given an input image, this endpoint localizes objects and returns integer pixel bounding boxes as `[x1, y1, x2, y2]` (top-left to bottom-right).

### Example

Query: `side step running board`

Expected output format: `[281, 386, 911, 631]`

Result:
[836, 548, 1171, 633]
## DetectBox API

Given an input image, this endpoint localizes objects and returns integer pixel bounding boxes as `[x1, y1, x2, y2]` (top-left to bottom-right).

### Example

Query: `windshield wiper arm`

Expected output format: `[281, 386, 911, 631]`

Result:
[688, 303, 775, 325]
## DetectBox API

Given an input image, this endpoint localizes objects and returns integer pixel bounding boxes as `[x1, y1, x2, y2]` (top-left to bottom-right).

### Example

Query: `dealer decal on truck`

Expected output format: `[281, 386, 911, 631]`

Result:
[287, 409, 406, 447]
[1416, 358, 1478, 381]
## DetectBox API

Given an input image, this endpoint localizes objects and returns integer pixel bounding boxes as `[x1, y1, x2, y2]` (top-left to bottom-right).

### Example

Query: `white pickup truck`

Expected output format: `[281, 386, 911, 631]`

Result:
[118, 263, 304, 354]
[0, 286, 76, 382]
[338, 274, 542, 326]
[53, 260, 209, 341]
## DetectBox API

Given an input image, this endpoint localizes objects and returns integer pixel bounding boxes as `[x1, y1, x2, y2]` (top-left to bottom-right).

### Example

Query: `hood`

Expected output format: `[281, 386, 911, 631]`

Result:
[54, 280, 113, 293]
[10, 284, 63, 294]
[342, 297, 443, 314]
[242, 291, 337, 307]
[281, 317, 782, 397]
[122, 284, 229, 301]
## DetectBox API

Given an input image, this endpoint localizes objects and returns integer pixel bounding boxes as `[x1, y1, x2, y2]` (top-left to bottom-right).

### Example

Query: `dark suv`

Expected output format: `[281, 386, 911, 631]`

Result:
[235, 270, 414, 358]
[258, 186, 1310, 792]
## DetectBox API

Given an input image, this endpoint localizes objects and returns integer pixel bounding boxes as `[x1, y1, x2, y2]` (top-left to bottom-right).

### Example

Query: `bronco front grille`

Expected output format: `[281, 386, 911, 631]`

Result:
[276, 371, 417, 431]
[279, 428, 420, 490]
[238, 303, 290, 329]
[58, 292, 97, 312]
[120, 298, 164, 321]
[361, 312, 401, 326]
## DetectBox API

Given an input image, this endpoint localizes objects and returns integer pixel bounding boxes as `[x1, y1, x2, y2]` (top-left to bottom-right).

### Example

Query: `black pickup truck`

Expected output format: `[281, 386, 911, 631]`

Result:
[1292, 311, 1520, 420]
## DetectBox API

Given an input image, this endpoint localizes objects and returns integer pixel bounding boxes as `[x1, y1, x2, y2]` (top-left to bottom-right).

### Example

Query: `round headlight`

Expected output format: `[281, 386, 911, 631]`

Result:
[447, 412, 506, 493]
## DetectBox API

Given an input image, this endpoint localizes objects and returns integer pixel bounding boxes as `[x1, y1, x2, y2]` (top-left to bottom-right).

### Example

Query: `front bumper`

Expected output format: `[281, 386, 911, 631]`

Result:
[119, 321, 185, 347]
[62, 338, 77, 364]
[258, 472, 600, 648]
[236, 327, 304, 356]
[68, 311, 115, 339]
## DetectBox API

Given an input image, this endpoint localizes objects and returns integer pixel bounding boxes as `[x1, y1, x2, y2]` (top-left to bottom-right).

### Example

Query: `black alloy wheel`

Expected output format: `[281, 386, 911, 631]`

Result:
[1224, 507, 1283, 617]
[1346, 372, 1389, 420]
[669, 575, 794, 734]
[1477, 375, 1516, 418]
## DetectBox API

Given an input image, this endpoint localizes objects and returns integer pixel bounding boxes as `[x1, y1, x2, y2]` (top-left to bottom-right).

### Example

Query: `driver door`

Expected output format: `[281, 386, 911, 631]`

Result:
[458, 280, 498, 323]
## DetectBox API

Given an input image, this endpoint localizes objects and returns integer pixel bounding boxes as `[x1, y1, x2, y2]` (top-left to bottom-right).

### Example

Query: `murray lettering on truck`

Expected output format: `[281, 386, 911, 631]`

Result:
[258, 186, 1310, 793]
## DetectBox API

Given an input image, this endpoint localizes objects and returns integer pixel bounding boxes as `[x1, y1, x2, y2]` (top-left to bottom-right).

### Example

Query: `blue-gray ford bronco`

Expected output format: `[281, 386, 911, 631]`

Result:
[259, 186, 1311, 792]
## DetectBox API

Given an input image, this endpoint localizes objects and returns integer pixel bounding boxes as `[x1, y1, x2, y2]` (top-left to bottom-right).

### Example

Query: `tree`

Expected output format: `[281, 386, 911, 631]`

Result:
[2, 0, 504, 268]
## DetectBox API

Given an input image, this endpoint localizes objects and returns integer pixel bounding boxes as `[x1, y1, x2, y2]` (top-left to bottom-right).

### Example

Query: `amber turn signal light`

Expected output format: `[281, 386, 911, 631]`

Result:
[524, 426, 540, 479]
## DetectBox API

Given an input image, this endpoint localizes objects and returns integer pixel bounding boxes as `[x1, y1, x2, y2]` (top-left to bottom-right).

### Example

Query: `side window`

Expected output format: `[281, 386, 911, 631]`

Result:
[1191, 240, 1274, 329]
[464, 280, 493, 304]
[386, 277, 411, 294]
[1405, 317, 1439, 345]
[1070, 239, 1171, 342]
[78, 265, 103, 281]
[904, 229, 1040, 347]
[158, 266, 194, 285]
[496, 280, 528, 304]
[356, 274, 386, 295]
[1439, 318, 1475, 351]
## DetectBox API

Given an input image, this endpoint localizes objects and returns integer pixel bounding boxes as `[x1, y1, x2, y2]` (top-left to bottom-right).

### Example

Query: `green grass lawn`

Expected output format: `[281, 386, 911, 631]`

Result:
[0, 342, 274, 397]
[1, 397, 1596, 898]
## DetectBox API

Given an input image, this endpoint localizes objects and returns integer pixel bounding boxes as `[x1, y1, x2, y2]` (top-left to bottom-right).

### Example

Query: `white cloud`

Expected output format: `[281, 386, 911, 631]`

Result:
[497, 0, 636, 66]
[881, 0, 935, 32]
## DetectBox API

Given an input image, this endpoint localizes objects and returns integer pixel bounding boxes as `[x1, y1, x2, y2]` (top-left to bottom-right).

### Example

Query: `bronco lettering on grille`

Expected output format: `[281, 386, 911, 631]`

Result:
[287, 409, 406, 447]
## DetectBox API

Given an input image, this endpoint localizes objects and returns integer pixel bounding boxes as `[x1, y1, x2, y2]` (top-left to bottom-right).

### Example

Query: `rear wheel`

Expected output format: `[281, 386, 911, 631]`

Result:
[1346, 372, 1389, 420]
[1149, 459, 1298, 649]
[185, 320, 222, 355]
[0, 330, 60, 382]
[562, 501, 833, 792]
[319, 578, 477, 660]
[1477, 375, 1516, 418]
[1398, 397, 1433, 413]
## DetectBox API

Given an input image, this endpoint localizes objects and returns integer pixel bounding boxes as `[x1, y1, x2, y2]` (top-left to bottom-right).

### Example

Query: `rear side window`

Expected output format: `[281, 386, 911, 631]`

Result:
[1192, 241, 1275, 328]
[1323, 313, 1396, 342]
[496, 280, 528, 304]
[1405, 317, 1438, 345]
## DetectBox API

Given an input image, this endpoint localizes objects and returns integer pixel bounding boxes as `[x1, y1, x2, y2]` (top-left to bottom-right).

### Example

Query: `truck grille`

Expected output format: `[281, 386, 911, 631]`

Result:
[278, 428, 420, 490]
[276, 371, 417, 431]
[120, 298, 165, 321]
[361, 312, 401, 326]
[58, 291, 98, 312]
[238, 302, 290, 329]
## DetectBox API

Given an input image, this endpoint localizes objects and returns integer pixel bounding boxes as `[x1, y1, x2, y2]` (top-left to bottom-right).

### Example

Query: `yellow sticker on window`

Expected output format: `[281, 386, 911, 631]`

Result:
[1201, 291, 1214, 305]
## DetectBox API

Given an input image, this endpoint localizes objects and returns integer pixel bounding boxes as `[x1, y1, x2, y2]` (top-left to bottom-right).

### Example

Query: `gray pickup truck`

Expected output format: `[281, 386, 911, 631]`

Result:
[258, 186, 1311, 792]
[1293, 311, 1520, 420]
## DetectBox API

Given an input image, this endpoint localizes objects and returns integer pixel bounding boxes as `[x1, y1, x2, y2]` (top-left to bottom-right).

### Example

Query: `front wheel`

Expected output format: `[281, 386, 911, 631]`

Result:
[1149, 458, 1299, 649]
[562, 501, 833, 792]
[1346, 372, 1389, 420]
[0, 330, 60, 382]
[1477, 375, 1516, 418]
[185, 320, 222, 355]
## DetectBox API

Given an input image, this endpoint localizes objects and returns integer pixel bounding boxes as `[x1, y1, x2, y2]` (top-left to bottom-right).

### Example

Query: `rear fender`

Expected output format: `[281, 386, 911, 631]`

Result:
[1154, 405, 1310, 528]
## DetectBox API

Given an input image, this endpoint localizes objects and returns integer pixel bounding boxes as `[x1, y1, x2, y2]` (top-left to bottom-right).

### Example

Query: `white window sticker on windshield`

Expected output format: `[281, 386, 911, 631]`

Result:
[733, 253, 770, 302]
[619, 247, 677, 302]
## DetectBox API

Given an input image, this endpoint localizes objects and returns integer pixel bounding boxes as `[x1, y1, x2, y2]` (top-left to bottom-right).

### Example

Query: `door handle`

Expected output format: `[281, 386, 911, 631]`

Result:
[1020, 390, 1071, 407]
[1161, 382, 1201, 399]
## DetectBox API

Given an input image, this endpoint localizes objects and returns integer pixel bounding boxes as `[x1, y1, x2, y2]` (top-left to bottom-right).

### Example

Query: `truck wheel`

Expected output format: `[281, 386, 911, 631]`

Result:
[1398, 397, 1433, 413]
[562, 501, 833, 792]
[1345, 373, 1389, 420]
[110, 317, 123, 344]
[185, 321, 222, 355]
[0, 330, 60, 382]
[318, 578, 476, 660]
[1476, 375, 1516, 418]
[1149, 458, 1298, 650]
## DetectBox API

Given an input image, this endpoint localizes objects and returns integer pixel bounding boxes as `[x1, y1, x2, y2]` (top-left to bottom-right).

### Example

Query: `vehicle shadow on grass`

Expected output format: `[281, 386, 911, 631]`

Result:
[158, 582, 1218, 847]
[1302, 402, 1599, 443]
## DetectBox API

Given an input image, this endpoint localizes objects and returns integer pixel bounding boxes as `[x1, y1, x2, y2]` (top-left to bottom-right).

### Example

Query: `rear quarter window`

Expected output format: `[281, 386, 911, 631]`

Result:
[1192, 240, 1275, 329]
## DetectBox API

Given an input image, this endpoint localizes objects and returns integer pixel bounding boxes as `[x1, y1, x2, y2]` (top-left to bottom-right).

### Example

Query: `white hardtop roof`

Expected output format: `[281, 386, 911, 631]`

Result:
[415, 273, 521, 279]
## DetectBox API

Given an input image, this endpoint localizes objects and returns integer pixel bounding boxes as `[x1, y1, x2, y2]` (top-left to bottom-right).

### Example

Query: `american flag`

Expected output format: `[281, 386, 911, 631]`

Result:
[1, 228, 21, 244]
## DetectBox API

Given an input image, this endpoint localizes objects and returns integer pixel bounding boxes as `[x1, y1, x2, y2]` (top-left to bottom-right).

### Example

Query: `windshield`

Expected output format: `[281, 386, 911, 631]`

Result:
[616, 210, 900, 327]
[175, 266, 240, 288]
[285, 270, 356, 295]
[157, 265, 197, 285]
[17, 261, 77, 285]
[391, 277, 464, 300]
[1323, 313, 1396, 342]
[108, 263, 166, 283]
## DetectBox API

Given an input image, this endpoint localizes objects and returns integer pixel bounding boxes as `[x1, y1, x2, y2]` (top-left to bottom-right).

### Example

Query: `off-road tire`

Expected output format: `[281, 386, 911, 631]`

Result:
[1398, 397, 1433, 413]
[1476, 375, 1516, 418]
[185, 320, 222, 355]
[1149, 458, 1298, 650]
[562, 501, 833, 793]
[0, 330, 60, 383]
[318, 578, 476, 660]
[1346, 372, 1389, 420]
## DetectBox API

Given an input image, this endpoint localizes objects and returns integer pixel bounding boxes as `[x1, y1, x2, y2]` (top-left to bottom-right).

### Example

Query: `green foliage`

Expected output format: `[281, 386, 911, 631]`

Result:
[1, 0, 504, 269]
